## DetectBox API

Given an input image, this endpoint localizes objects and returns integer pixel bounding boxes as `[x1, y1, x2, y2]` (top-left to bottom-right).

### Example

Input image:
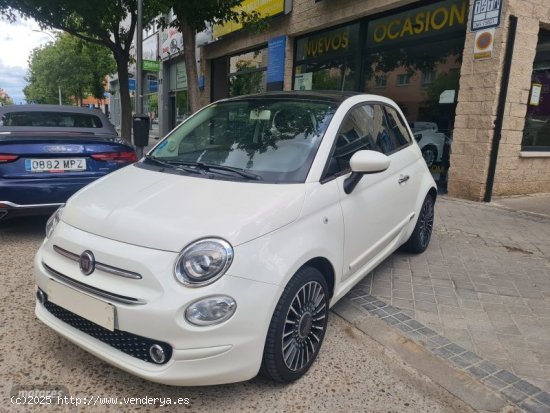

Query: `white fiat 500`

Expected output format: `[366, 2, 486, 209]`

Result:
[35, 92, 436, 385]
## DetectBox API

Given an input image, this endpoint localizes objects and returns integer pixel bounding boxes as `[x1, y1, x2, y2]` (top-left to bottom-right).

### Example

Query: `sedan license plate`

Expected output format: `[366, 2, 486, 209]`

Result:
[25, 158, 86, 172]
[46, 279, 116, 331]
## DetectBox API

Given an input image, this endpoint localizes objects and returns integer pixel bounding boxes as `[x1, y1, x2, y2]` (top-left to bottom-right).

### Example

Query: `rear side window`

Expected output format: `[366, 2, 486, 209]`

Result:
[384, 106, 412, 149]
[0, 111, 103, 128]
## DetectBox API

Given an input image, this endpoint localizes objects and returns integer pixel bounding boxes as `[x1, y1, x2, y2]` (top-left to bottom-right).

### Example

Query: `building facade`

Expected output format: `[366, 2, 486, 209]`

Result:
[195, 0, 550, 201]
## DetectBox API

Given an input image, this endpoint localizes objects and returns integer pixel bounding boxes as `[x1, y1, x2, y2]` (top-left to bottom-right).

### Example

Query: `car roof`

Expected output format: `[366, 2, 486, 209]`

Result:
[224, 91, 363, 104]
[0, 104, 104, 114]
[0, 104, 117, 135]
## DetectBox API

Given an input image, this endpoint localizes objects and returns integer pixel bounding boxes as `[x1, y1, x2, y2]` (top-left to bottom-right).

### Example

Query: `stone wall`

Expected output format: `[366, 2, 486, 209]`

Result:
[448, 0, 550, 200]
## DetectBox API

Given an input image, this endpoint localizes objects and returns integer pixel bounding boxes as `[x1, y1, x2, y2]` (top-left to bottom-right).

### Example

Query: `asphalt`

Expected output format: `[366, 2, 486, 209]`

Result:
[339, 194, 550, 413]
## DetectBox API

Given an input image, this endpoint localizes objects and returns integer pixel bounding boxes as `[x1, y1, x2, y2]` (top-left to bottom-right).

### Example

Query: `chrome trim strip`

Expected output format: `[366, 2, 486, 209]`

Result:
[42, 262, 146, 305]
[0, 201, 63, 209]
[53, 245, 143, 280]
[53, 245, 79, 261]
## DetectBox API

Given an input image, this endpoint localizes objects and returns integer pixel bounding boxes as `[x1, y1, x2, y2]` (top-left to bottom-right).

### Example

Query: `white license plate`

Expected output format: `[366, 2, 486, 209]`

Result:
[25, 158, 87, 172]
[47, 280, 116, 331]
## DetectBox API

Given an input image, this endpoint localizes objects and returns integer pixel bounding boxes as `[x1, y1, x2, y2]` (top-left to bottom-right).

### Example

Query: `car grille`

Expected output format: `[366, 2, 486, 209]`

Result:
[43, 300, 172, 365]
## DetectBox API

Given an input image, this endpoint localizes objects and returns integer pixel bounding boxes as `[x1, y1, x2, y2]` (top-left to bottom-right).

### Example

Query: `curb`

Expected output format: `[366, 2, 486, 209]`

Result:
[333, 296, 550, 413]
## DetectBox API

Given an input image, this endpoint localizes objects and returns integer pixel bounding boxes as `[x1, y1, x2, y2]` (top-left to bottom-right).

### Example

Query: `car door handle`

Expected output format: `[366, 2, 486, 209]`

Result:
[398, 175, 410, 184]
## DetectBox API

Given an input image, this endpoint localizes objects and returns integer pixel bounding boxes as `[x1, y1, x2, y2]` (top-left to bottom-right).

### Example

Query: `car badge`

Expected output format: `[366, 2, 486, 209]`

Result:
[45, 145, 84, 153]
[79, 250, 95, 275]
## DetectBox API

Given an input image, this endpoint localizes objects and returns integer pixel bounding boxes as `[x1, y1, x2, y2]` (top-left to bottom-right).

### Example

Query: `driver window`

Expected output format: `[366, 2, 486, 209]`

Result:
[325, 104, 387, 177]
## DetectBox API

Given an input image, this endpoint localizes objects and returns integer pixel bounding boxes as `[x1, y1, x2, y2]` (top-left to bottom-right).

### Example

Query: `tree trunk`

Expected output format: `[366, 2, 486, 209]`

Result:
[115, 55, 132, 142]
[179, 19, 200, 114]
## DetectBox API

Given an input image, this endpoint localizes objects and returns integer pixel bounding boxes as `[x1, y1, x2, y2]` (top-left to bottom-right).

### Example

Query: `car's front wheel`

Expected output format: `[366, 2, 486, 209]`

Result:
[261, 266, 329, 383]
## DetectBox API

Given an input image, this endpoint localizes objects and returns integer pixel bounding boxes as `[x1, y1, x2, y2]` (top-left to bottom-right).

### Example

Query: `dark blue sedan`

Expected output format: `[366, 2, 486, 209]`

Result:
[0, 105, 137, 220]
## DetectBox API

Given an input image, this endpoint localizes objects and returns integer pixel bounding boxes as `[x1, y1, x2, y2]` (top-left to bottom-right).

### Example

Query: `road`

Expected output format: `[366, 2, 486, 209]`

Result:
[0, 216, 477, 413]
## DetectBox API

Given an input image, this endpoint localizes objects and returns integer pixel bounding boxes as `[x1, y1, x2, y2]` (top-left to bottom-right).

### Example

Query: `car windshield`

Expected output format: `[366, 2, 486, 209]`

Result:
[149, 99, 338, 183]
[0, 111, 103, 128]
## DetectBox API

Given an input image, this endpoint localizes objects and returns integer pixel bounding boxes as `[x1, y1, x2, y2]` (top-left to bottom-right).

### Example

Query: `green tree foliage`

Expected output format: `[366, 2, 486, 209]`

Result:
[24, 34, 115, 105]
[0, 90, 13, 105]
[0, 0, 163, 139]
[157, 0, 265, 113]
[229, 60, 264, 97]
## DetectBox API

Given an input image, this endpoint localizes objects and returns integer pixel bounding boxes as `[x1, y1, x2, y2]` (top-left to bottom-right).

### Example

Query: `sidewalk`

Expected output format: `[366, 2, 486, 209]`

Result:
[335, 195, 550, 413]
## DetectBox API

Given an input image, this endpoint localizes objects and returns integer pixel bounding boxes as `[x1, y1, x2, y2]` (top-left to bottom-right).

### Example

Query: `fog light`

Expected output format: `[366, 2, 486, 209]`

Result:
[36, 289, 47, 304]
[149, 344, 166, 364]
[185, 296, 237, 326]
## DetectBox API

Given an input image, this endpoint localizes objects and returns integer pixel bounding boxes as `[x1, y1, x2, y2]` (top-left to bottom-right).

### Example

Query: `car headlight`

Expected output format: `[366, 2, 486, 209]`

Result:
[185, 296, 237, 326]
[45, 205, 64, 239]
[174, 238, 233, 287]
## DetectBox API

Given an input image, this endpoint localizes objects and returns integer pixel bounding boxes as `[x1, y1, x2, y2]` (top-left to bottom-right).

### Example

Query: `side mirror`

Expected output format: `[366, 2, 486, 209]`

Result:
[344, 150, 391, 194]
[350, 150, 390, 174]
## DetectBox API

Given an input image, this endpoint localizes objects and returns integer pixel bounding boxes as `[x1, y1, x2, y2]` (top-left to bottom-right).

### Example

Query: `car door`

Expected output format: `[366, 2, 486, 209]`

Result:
[323, 103, 418, 281]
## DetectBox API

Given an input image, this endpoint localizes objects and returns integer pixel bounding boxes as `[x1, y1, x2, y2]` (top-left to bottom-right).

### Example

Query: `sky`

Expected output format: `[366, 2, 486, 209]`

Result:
[0, 14, 57, 104]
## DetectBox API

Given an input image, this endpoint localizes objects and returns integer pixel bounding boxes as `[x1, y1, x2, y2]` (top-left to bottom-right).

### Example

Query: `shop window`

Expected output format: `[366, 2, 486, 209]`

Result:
[228, 48, 267, 97]
[397, 74, 411, 86]
[522, 29, 550, 151]
[294, 23, 360, 92]
[294, 57, 357, 91]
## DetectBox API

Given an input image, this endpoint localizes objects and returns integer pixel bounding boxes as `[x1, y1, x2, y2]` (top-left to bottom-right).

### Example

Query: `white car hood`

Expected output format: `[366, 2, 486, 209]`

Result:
[62, 165, 306, 252]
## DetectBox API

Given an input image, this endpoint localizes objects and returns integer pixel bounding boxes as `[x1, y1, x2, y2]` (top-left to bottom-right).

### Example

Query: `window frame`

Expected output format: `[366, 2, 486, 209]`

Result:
[320, 101, 413, 183]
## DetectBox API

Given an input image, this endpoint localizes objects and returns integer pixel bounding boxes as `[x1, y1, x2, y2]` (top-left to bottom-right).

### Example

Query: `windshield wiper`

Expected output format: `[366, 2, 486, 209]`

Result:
[168, 161, 263, 181]
[144, 155, 203, 175]
[145, 157, 262, 181]
[197, 162, 263, 181]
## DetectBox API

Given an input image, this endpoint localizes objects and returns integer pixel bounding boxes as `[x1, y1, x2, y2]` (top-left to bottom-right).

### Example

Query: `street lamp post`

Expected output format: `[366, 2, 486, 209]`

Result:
[33, 30, 62, 106]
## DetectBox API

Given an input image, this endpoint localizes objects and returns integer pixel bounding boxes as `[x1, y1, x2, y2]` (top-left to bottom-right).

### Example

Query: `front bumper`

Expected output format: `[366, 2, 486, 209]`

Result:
[34, 222, 282, 386]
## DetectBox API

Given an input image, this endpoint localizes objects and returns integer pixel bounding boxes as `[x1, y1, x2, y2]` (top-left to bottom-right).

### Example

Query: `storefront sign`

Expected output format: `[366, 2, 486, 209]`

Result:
[471, 0, 503, 31]
[295, 23, 359, 61]
[294, 73, 313, 90]
[474, 28, 495, 60]
[142, 60, 160, 72]
[160, 27, 184, 59]
[148, 80, 158, 93]
[267, 35, 286, 91]
[366, 0, 467, 48]
[213, 0, 288, 39]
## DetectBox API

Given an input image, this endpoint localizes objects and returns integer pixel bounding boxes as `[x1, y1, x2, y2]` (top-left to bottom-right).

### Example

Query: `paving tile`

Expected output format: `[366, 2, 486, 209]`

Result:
[535, 392, 550, 408]
[412, 284, 434, 294]
[467, 365, 490, 379]
[500, 385, 530, 404]
[433, 287, 455, 297]
[449, 355, 472, 369]
[391, 298, 415, 310]
[393, 290, 414, 300]
[513, 380, 542, 396]
[477, 360, 501, 374]
[494, 370, 521, 385]
[520, 398, 550, 413]
[415, 301, 439, 313]
[482, 375, 508, 391]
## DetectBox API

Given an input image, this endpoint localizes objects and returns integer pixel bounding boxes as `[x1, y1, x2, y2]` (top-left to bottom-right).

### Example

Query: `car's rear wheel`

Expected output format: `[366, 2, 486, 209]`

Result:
[402, 194, 435, 253]
[261, 266, 329, 383]
[421, 145, 438, 167]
